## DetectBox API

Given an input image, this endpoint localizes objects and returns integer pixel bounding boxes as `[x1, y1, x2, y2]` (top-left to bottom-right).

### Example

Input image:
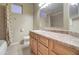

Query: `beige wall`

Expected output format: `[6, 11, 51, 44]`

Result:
[63, 3, 70, 30]
[0, 5, 6, 40]
[7, 3, 33, 43]
[33, 4, 40, 29]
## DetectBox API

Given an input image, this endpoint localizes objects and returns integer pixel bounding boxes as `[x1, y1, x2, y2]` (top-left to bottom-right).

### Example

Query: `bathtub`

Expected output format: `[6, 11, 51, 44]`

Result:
[0, 40, 7, 55]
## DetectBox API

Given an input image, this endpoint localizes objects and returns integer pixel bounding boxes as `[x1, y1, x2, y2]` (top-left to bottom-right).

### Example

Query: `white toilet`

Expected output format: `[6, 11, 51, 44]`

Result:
[23, 35, 29, 47]
[20, 28, 30, 47]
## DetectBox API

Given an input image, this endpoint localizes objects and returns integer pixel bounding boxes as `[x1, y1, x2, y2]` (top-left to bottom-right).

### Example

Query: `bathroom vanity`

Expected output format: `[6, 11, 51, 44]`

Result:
[30, 30, 79, 55]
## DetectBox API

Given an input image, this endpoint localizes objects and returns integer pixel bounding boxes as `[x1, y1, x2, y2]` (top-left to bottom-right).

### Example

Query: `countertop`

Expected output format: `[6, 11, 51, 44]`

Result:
[31, 30, 79, 50]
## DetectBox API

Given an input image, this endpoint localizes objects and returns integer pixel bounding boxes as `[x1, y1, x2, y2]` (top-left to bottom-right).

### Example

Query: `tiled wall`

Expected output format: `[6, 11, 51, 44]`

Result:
[6, 5, 14, 43]
[6, 4, 33, 43]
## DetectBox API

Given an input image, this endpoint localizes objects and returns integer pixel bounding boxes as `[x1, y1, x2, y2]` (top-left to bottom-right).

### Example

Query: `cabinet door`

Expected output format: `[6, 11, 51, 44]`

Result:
[38, 42, 48, 55]
[30, 37, 33, 48]
[49, 51, 56, 55]
[30, 38, 37, 54]
[38, 51, 42, 55]
[48, 39, 56, 55]
[38, 36, 48, 47]
[53, 41, 79, 55]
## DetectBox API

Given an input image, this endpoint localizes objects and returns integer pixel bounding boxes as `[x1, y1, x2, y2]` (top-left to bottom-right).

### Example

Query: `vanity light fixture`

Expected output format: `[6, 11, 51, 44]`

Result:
[70, 3, 78, 6]
[39, 3, 51, 9]
[39, 3, 45, 7]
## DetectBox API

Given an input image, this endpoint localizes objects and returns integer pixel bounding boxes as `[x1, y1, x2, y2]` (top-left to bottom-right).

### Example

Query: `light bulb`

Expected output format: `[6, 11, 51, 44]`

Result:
[70, 3, 78, 5]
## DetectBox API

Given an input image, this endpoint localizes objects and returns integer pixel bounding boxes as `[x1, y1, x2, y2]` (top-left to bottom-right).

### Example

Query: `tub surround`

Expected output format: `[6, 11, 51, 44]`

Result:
[0, 40, 7, 55]
[30, 30, 79, 55]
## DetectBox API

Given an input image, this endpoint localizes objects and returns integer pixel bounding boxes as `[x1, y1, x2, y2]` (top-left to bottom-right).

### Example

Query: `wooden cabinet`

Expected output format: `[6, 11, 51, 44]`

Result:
[38, 51, 42, 55]
[53, 41, 79, 55]
[38, 36, 48, 48]
[30, 31, 79, 55]
[30, 32, 38, 54]
[48, 39, 56, 55]
[30, 32, 49, 55]
[31, 38, 37, 54]
[38, 42, 48, 55]
[38, 36, 48, 55]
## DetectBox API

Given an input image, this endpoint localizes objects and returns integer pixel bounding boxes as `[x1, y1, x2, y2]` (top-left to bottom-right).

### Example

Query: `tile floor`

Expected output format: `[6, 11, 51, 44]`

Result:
[5, 42, 33, 55]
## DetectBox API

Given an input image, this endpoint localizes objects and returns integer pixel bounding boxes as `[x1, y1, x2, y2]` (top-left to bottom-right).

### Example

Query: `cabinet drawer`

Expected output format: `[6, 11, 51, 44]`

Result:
[54, 41, 79, 55]
[49, 50, 56, 55]
[31, 39, 37, 54]
[48, 39, 54, 50]
[31, 33, 39, 40]
[35, 34, 39, 40]
[48, 40, 56, 55]
[32, 48, 37, 54]
[30, 37, 33, 47]
[39, 36, 48, 47]
[38, 42, 48, 55]
[38, 51, 42, 55]
[30, 32, 34, 38]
